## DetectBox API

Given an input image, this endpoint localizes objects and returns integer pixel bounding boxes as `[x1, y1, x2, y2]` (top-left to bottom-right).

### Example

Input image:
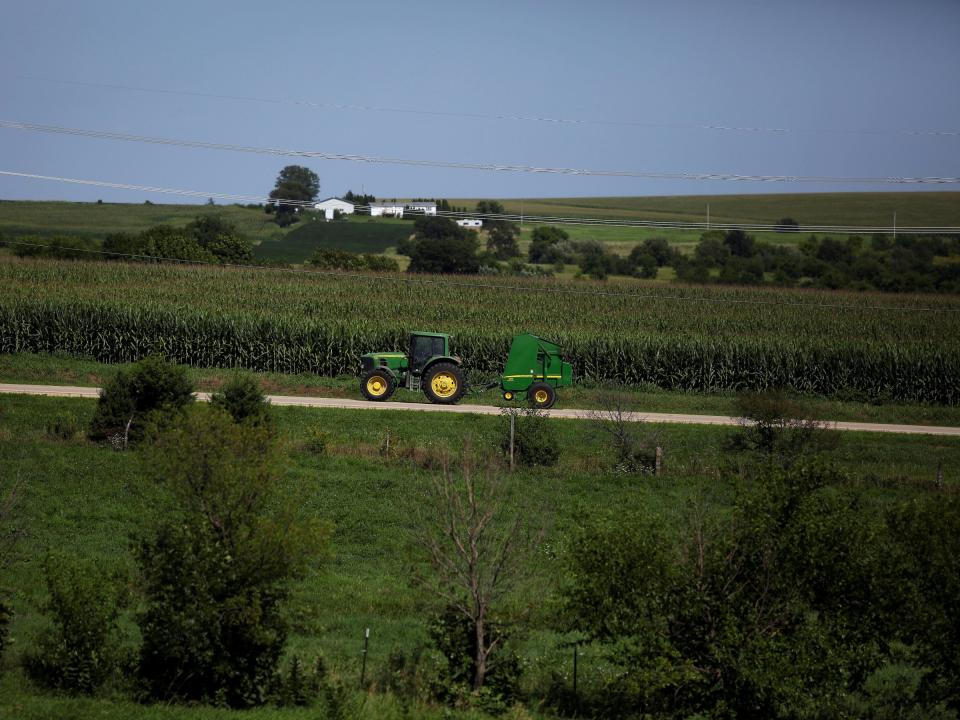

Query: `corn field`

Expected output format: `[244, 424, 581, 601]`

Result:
[2, 257, 958, 404]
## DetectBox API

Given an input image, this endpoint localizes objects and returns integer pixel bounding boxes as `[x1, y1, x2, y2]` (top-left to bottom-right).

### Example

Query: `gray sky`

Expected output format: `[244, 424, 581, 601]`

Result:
[1, 0, 958, 203]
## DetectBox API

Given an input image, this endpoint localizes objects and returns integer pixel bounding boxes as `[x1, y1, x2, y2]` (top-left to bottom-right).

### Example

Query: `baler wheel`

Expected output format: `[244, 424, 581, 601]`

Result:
[361, 369, 396, 401]
[528, 382, 557, 410]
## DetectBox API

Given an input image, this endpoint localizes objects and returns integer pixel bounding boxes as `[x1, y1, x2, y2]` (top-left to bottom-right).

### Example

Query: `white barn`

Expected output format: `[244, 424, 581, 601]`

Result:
[370, 202, 406, 217]
[313, 197, 355, 220]
[405, 201, 437, 215]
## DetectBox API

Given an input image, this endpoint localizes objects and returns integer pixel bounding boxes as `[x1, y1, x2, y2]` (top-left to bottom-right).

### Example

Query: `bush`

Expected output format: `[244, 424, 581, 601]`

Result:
[500, 407, 559, 467]
[428, 605, 521, 710]
[210, 372, 271, 428]
[88, 356, 194, 447]
[135, 405, 329, 707]
[726, 390, 838, 467]
[23, 554, 128, 695]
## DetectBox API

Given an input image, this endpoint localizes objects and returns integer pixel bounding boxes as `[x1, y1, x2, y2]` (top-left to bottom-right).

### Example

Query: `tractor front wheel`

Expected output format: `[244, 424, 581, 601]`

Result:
[423, 363, 466, 405]
[528, 382, 557, 410]
[361, 369, 396, 401]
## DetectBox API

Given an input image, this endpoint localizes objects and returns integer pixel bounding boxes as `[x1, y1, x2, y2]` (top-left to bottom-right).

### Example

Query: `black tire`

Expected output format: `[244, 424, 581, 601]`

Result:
[527, 382, 557, 410]
[423, 362, 466, 405]
[361, 369, 396, 401]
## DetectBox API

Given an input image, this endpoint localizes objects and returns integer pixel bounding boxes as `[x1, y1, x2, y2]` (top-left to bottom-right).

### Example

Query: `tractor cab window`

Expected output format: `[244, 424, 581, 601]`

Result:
[411, 335, 444, 374]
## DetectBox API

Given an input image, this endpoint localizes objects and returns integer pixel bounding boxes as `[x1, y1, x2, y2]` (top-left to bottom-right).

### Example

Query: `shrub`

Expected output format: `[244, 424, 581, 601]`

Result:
[587, 395, 662, 474]
[23, 554, 128, 695]
[726, 390, 839, 467]
[135, 405, 329, 707]
[210, 372, 271, 428]
[428, 605, 521, 709]
[500, 407, 559, 467]
[88, 356, 194, 447]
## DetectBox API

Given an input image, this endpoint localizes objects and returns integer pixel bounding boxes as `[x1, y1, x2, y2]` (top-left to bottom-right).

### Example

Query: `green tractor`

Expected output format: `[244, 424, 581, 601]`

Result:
[359, 331, 572, 409]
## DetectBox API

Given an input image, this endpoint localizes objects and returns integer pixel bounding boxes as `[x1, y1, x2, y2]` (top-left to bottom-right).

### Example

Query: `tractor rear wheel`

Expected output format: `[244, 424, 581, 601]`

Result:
[423, 362, 466, 404]
[361, 369, 396, 401]
[528, 382, 557, 410]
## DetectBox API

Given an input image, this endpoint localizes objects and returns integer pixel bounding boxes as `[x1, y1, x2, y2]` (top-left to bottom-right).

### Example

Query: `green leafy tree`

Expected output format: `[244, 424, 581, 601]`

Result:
[186, 216, 252, 264]
[210, 372, 272, 429]
[23, 554, 128, 695]
[269, 165, 320, 226]
[404, 216, 480, 273]
[528, 226, 569, 263]
[560, 463, 910, 718]
[487, 225, 521, 260]
[88, 356, 195, 447]
[136, 405, 329, 707]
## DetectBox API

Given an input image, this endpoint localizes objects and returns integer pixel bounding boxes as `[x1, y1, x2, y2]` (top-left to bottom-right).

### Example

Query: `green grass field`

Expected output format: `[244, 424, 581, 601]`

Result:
[1, 389, 958, 718]
[0, 201, 287, 246]
[455, 192, 960, 227]
[254, 215, 414, 263]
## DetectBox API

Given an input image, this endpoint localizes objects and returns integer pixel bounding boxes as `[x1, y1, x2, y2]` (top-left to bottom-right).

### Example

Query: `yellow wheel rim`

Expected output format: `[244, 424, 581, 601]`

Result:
[504, 392, 513, 400]
[431, 371, 458, 398]
[366, 375, 388, 397]
[534, 389, 549, 404]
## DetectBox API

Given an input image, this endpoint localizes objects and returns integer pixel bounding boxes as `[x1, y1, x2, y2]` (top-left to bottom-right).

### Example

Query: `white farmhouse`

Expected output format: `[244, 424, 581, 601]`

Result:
[370, 201, 406, 217]
[313, 197, 355, 220]
[456, 219, 483, 228]
[405, 201, 437, 215]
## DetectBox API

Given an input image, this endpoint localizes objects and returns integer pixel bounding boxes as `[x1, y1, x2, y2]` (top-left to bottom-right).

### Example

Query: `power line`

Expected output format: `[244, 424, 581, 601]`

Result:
[4, 239, 958, 314]
[2, 170, 958, 235]
[14, 74, 960, 139]
[3, 120, 959, 185]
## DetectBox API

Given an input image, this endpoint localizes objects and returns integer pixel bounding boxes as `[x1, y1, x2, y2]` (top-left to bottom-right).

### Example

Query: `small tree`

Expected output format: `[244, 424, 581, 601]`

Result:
[269, 165, 320, 226]
[587, 394, 662, 474]
[210, 372, 272, 429]
[727, 390, 838, 468]
[88, 356, 195, 448]
[135, 405, 328, 707]
[411, 453, 543, 691]
[23, 554, 128, 695]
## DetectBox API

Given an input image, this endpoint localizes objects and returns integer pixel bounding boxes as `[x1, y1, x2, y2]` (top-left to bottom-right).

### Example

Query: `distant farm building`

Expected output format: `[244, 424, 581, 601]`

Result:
[370, 202, 406, 217]
[456, 219, 483, 228]
[405, 201, 437, 215]
[313, 197, 355, 220]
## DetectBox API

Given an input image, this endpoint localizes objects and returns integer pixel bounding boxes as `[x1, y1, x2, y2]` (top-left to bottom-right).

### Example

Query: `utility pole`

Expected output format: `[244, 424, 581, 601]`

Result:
[707, 203, 710, 229]
[893, 211, 897, 240]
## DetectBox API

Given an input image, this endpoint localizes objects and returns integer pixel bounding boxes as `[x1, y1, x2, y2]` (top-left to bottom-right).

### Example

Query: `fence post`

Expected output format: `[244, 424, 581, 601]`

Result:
[360, 627, 369, 687]
[655, 446, 663, 475]
[509, 413, 516, 472]
[936, 461, 944, 489]
[573, 642, 578, 700]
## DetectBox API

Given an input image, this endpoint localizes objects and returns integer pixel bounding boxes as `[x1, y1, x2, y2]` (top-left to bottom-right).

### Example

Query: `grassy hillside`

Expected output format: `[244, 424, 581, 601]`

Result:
[254, 215, 414, 262]
[2, 392, 958, 718]
[0, 200, 287, 245]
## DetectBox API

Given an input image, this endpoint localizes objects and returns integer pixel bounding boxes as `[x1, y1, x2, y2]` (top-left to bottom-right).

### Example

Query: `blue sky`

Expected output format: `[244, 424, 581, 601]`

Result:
[0, 0, 958, 203]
